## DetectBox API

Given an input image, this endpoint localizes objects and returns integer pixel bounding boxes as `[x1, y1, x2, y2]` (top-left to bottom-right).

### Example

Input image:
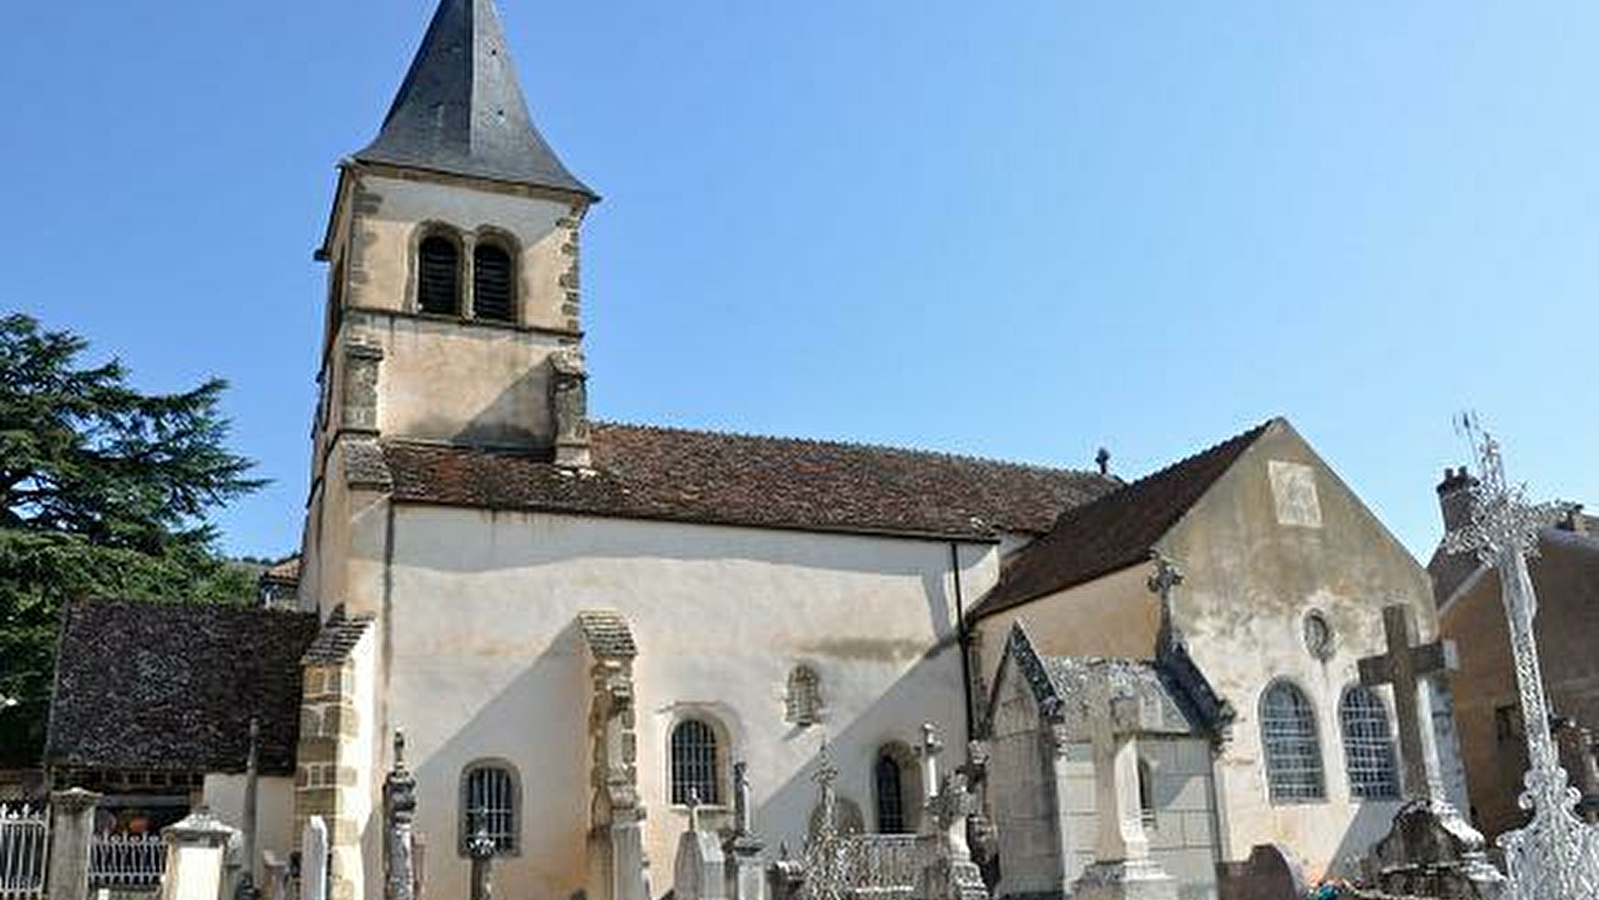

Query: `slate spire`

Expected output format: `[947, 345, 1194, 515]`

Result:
[356, 0, 595, 199]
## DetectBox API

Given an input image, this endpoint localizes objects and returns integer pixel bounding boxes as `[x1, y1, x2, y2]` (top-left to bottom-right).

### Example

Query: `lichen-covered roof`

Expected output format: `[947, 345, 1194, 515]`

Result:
[578, 611, 638, 659]
[46, 600, 320, 776]
[380, 422, 1117, 540]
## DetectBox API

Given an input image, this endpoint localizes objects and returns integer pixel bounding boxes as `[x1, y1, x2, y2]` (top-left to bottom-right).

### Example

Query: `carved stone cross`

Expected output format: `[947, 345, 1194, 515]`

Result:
[1358, 604, 1456, 802]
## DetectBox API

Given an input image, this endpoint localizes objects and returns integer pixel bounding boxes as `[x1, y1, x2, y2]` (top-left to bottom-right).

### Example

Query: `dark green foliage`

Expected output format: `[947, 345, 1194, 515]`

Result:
[0, 314, 263, 766]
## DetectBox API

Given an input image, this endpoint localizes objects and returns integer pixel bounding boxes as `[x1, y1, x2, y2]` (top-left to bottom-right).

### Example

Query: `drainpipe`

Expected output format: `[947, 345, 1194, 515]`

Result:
[951, 542, 975, 743]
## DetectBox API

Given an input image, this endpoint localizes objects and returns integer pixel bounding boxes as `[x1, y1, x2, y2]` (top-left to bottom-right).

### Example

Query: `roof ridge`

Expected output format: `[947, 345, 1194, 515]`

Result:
[593, 420, 1104, 478]
[1047, 418, 1274, 528]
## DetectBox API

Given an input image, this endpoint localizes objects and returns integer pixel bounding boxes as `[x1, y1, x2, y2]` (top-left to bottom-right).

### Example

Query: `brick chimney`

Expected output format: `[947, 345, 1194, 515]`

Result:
[1437, 466, 1480, 534]
[1558, 504, 1589, 536]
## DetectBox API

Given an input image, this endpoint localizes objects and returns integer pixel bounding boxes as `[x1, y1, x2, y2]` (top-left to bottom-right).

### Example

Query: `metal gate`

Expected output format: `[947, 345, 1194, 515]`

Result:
[0, 803, 48, 900]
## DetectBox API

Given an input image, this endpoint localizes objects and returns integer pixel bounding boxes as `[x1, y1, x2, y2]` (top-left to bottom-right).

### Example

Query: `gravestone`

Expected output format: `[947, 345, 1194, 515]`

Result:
[384, 730, 418, 900]
[162, 810, 239, 900]
[1215, 845, 1307, 900]
[723, 763, 767, 900]
[673, 799, 726, 900]
[1071, 695, 1177, 900]
[301, 817, 330, 900]
[1358, 604, 1504, 899]
[911, 726, 987, 900]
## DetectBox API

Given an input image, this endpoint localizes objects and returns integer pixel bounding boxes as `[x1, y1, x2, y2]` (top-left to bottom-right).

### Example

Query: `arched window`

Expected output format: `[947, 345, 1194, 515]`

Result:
[670, 719, 721, 806]
[418, 234, 460, 315]
[874, 752, 909, 834]
[785, 665, 824, 726]
[1138, 758, 1156, 828]
[472, 243, 515, 322]
[1341, 685, 1400, 800]
[1260, 680, 1326, 804]
[460, 762, 519, 855]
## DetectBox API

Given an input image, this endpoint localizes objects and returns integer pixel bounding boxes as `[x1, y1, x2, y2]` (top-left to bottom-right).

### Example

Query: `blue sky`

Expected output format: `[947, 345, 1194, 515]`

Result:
[5, 2, 1596, 561]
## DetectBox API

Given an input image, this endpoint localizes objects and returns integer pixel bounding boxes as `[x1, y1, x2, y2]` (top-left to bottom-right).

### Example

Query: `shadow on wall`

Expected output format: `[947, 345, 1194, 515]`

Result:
[443, 356, 550, 449]
[1326, 799, 1405, 880]
[403, 620, 591, 900]
[755, 641, 967, 855]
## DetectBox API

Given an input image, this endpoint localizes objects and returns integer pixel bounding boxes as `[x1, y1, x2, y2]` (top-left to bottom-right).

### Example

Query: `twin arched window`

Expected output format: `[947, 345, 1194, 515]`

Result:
[1340, 686, 1400, 800]
[416, 229, 516, 322]
[1260, 679, 1402, 805]
[670, 718, 721, 806]
[460, 762, 519, 856]
[1260, 680, 1326, 804]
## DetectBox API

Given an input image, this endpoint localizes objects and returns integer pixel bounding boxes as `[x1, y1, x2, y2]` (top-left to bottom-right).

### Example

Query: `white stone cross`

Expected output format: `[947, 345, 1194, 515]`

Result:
[1357, 604, 1456, 802]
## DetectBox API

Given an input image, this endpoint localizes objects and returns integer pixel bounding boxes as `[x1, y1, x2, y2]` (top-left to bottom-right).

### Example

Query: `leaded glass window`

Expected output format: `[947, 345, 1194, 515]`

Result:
[1341, 685, 1400, 800]
[461, 763, 518, 855]
[1260, 680, 1326, 804]
[671, 719, 720, 806]
[874, 752, 908, 834]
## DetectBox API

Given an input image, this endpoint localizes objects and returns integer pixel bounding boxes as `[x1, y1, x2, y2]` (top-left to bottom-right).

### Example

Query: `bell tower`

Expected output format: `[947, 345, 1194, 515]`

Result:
[311, 0, 597, 470]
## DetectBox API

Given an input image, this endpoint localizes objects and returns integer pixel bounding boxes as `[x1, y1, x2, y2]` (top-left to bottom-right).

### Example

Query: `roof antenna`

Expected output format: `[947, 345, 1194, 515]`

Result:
[1096, 447, 1111, 476]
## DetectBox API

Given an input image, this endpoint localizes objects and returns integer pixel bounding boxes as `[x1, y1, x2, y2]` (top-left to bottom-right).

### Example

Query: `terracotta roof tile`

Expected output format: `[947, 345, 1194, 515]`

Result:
[381, 423, 1117, 540]
[970, 420, 1273, 619]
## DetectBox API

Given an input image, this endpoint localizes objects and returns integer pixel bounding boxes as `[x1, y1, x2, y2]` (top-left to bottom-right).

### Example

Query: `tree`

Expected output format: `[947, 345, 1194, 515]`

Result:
[0, 313, 265, 766]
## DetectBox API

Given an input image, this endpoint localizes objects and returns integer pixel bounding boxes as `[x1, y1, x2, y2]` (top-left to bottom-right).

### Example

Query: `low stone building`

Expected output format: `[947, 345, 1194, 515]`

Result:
[1428, 468, 1599, 837]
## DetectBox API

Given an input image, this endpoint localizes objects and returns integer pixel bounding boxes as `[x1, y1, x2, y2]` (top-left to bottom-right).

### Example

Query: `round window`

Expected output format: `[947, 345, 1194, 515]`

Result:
[1303, 610, 1335, 660]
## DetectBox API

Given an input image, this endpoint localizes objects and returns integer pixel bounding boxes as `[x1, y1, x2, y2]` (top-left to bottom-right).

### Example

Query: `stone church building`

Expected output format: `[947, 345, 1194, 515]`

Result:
[44, 2, 1463, 899]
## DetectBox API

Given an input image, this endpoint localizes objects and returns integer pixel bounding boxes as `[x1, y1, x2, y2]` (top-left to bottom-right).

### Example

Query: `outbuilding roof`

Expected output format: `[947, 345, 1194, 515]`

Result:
[379, 422, 1118, 540]
[46, 600, 320, 777]
[970, 420, 1273, 618]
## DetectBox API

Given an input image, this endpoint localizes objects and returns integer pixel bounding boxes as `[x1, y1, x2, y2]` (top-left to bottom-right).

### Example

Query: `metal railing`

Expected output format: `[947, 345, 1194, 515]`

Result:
[89, 832, 165, 891]
[839, 834, 924, 900]
[0, 804, 47, 900]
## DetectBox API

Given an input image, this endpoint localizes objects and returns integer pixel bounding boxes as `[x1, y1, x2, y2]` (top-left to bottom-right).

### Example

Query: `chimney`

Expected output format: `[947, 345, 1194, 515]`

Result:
[1436, 466, 1479, 535]
[1559, 504, 1589, 536]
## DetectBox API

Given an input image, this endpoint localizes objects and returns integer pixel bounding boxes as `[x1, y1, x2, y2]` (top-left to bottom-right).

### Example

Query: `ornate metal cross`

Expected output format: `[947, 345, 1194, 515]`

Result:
[1443, 424, 1599, 900]
[1357, 605, 1455, 803]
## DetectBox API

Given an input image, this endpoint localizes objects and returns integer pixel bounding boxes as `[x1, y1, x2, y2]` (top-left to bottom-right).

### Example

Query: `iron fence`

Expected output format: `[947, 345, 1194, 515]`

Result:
[89, 832, 165, 891]
[0, 804, 47, 900]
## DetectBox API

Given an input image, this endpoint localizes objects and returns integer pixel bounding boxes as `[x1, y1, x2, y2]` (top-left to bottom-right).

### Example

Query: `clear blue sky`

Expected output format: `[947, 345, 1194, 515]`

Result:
[6, 2, 1596, 561]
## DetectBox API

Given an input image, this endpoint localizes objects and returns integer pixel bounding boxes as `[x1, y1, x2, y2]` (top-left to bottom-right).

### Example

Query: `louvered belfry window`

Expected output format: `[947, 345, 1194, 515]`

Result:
[461, 763, 517, 855]
[473, 243, 515, 322]
[1261, 680, 1326, 804]
[418, 235, 460, 315]
[1341, 685, 1401, 800]
[670, 719, 720, 806]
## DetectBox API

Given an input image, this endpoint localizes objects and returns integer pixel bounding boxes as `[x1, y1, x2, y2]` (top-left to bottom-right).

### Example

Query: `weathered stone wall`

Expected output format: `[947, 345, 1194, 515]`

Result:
[989, 665, 1066, 898]
[1156, 422, 1427, 879]
[973, 566, 1159, 690]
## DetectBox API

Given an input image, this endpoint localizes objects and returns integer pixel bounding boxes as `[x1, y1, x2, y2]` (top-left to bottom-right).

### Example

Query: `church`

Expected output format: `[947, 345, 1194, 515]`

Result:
[42, 2, 1464, 899]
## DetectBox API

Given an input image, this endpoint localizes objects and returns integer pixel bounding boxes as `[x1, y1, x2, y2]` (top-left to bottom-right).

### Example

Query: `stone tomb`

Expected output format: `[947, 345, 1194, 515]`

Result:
[986, 623, 1219, 900]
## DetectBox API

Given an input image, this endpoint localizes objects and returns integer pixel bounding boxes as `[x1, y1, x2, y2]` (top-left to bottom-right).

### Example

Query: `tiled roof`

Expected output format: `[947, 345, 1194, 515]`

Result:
[381, 423, 1117, 540]
[260, 556, 301, 587]
[578, 611, 638, 659]
[303, 606, 376, 666]
[46, 600, 321, 777]
[970, 420, 1273, 619]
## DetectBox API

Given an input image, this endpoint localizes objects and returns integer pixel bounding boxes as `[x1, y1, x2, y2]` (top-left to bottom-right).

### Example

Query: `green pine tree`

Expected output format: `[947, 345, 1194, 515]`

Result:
[0, 313, 265, 767]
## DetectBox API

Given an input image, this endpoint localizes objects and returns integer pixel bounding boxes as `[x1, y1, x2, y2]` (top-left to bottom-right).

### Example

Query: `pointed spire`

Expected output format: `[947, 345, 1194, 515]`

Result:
[356, 0, 596, 199]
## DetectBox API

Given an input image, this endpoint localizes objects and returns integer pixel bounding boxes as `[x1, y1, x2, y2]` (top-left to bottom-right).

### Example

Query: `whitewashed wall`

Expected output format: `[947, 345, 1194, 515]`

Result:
[375, 506, 1002, 900]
